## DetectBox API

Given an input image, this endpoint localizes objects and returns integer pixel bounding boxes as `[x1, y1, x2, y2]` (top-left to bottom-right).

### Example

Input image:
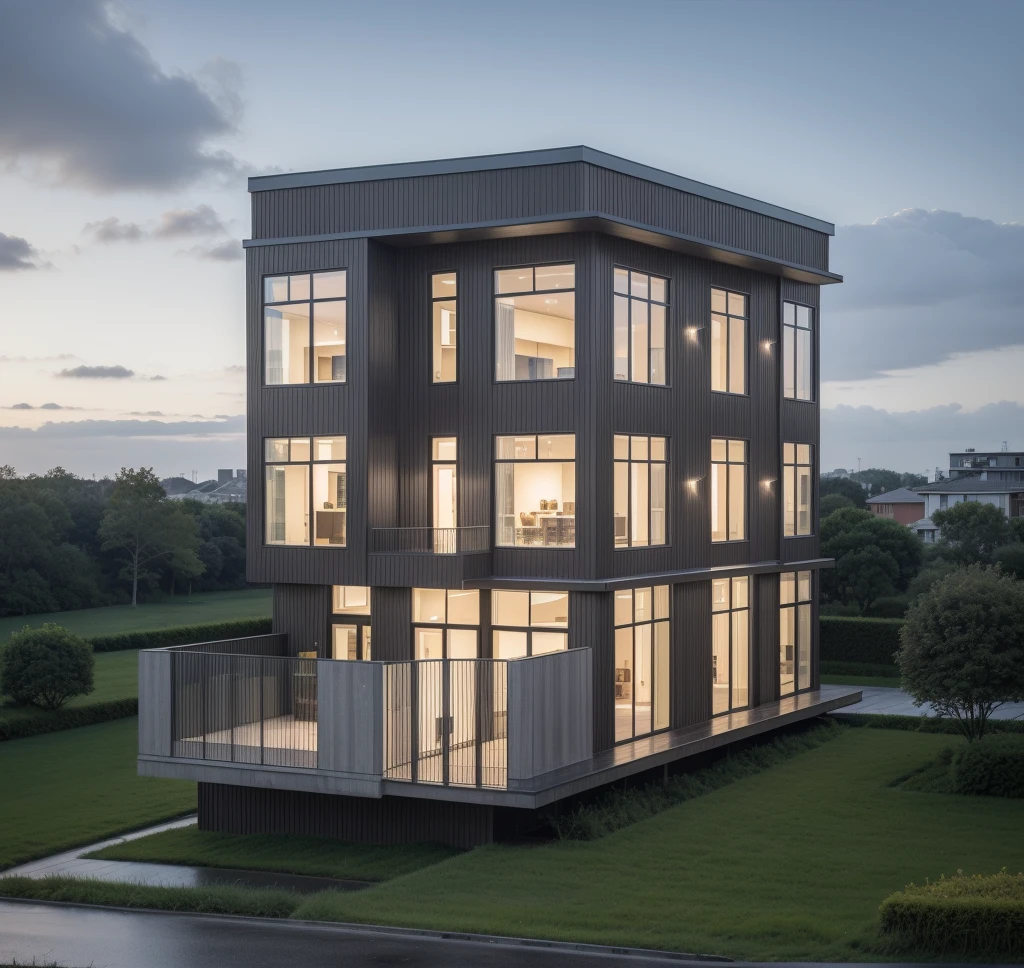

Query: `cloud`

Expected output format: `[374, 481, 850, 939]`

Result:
[0, 415, 245, 439]
[0, 231, 45, 270]
[84, 217, 144, 243]
[0, 1, 243, 191]
[223, 364, 245, 375]
[154, 204, 227, 238]
[187, 239, 242, 262]
[0, 354, 78, 363]
[824, 209, 1024, 380]
[58, 364, 135, 379]
[148, 374, 168, 381]
[4, 402, 81, 411]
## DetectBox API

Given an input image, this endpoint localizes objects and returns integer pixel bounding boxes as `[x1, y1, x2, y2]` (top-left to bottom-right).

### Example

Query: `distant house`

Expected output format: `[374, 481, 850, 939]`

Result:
[908, 478, 1024, 542]
[948, 447, 1024, 484]
[910, 517, 939, 543]
[161, 469, 247, 504]
[865, 487, 925, 525]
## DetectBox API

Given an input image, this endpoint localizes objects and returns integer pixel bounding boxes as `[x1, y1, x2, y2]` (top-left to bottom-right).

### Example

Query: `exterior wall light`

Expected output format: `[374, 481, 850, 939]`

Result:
[686, 476, 704, 493]
[761, 339, 776, 351]
[686, 326, 704, 342]
[761, 478, 776, 489]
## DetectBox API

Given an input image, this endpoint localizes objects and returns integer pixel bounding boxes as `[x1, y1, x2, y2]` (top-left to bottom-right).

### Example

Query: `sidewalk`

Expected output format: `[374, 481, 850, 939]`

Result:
[837, 685, 1024, 720]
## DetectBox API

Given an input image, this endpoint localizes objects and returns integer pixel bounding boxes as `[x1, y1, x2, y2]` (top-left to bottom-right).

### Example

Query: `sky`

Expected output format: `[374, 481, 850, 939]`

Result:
[1, 0, 1022, 481]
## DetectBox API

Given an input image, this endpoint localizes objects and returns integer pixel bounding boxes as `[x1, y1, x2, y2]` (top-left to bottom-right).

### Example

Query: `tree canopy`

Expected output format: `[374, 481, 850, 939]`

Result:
[820, 476, 868, 508]
[932, 500, 1014, 564]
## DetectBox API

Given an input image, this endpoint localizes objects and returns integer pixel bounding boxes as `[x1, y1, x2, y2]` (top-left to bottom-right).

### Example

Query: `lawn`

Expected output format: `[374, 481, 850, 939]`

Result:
[0, 588, 271, 641]
[86, 825, 457, 882]
[0, 717, 196, 870]
[292, 728, 1024, 962]
[822, 673, 902, 689]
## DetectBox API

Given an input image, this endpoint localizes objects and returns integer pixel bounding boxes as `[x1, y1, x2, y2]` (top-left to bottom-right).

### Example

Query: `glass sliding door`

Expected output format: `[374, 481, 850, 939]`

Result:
[431, 437, 457, 553]
[613, 585, 670, 742]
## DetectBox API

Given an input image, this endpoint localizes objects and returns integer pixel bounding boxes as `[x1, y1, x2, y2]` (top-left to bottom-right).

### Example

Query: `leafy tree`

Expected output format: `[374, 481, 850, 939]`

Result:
[850, 468, 903, 498]
[993, 542, 1024, 580]
[819, 493, 855, 517]
[819, 475, 867, 508]
[905, 558, 960, 600]
[898, 565, 1024, 741]
[835, 544, 899, 611]
[1009, 517, 1024, 544]
[932, 500, 1013, 564]
[900, 472, 928, 488]
[1, 624, 94, 709]
[99, 467, 204, 606]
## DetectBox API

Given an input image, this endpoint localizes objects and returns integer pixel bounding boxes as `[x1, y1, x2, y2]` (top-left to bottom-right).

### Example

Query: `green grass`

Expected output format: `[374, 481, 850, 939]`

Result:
[85, 825, 458, 882]
[0, 588, 271, 641]
[820, 660, 901, 688]
[0, 717, 196, 870]
[290, 729, 1024, 962]
[822, 673, 902, 688]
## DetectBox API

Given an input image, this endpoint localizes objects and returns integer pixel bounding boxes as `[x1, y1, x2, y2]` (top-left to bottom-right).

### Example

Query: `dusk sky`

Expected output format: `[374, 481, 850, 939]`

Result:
[2, 0, 1022, 481]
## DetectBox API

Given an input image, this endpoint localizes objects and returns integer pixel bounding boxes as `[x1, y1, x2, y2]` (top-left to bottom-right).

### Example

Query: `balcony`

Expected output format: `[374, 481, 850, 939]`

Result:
[367, 526, 492, 586]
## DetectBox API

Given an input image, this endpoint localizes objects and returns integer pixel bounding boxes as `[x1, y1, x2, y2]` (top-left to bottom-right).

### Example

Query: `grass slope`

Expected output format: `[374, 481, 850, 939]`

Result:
[821, 673, 902, 689]
[0, 588, 271, 640]
[0, 717, 196, 870]
[86, 825, 457, 882]
[293, 729, 1024, 962]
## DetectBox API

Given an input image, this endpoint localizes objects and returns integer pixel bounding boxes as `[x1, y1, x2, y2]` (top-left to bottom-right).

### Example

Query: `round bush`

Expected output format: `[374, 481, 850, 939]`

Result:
[951, 735, 1024, 798]
[1, 624, 95, 709]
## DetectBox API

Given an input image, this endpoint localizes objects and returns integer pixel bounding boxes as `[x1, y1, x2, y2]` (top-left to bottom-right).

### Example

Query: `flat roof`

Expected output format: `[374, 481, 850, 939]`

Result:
[248, 146, 835, 236]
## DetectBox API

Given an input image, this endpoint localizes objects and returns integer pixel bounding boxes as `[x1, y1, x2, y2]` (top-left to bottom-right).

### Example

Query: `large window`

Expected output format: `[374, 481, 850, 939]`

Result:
[780, 571, 812, 695]
[495, 434, 575, 547]
[710, 288, 747, 394]
[711, 438, 747, 542]
[784, 443, 813, 537]
[492, 590, 568, 658]
[614, 268, 667, 385]
[413, 589, 480, 659]
[264, 436, 346, 547]
[614, 586, 670, 741]
[332, 586, 371, 660]
[431, 272, 457, 383]
[712, 576, 749, 714]
[495, 264, 575, 381]
[264, 270, 346, 385]
[614, 435, 667, 547]
[783, 302, 814, 401]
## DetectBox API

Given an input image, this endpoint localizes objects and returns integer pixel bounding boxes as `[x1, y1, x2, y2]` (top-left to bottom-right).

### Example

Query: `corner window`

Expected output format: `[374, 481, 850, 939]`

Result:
[712, 576, 749, 714]
[495, 264, 575, 381]
[264, 270, 346, 385]
[783, 302, 814, 401]
[264, 436, 346, 547]
[431, 272, 457, 383]
[711, 438, 747, 542]
[783, 443, 813, 537]
[614, 268, 668, 385]
[614, 586, 670, 741]
[614, 435, 667, 547]
[710, 288, 747, 394]
[413, 589, 480, 659]
[780, 571, 812, 695]
[492, 590, 568, 658]
[332, 586, 371, 660]
[495, 435, 575, 548]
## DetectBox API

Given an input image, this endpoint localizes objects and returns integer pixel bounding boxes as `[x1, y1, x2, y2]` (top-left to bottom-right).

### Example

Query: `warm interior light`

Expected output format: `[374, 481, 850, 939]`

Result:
[686, 326, 699, 341]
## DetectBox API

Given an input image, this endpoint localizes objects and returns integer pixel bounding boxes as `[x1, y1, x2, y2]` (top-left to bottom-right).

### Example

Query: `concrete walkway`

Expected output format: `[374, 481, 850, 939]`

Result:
[1, 817, 369, 895]
[836, 685, 1024, 720]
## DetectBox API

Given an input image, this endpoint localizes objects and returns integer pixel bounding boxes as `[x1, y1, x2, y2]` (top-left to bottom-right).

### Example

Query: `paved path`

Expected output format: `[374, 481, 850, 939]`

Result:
[2, 817, 368, 895]
[836, 685, 1024, 720]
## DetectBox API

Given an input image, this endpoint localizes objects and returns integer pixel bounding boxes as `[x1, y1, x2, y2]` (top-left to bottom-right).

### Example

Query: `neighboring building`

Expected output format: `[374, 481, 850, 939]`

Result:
[137, 146, 856, 847]
[163, 469, 248, 504]
[915, 478, 1024, 522]
[948, 447, 1024, 483]
[865, 486, 925, 525]
[910, 517, 939, 543]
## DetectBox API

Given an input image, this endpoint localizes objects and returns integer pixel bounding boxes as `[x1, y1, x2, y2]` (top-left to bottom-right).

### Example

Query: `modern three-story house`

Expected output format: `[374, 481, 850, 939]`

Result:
[138, 147, 858, 846]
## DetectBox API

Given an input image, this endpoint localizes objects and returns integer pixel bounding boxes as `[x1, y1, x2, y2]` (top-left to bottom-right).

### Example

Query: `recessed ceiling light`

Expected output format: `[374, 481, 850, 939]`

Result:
[544, 298, 558, 305]
[442, 279, 455, 285]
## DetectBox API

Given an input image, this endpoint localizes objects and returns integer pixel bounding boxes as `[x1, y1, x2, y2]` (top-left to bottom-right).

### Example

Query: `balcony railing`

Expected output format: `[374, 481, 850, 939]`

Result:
[368, 525, 490, 555]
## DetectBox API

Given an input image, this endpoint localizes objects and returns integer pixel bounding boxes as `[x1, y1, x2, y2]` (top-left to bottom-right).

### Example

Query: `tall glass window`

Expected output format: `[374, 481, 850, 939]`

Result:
[431, 272, 457, 383]
[614, 268, 668, 385]
[413, 589, 480, 659]
[712, 576, 749, 714]
[710, 288, 747, 394]
[614, 435, 667, 547]
[711, 438, 747, 542]
[780, 571, 812, 695]
[783, 302, 814, 401]
[614, 585, 670, 741]
[332, 586, 371, 660]
[264, 270, 346, 385]
[495, 264, 575, 381]
[264, 436, 346, 547]
[784, 443, 813, 537]
[495, 435, 575, 547]
[492, 590, 569, 658]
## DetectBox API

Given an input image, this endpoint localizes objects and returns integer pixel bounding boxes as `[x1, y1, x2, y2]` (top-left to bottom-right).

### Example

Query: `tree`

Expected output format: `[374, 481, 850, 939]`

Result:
[932, 500, 1013, 564]
[819, 475, 867, 508]
[99, 467, 204, 605]
[897, 566, 1024, 741]
[993, 542, 1024, 580]
[850, 468, 903, 498]
[835, 544, 899, 611]
[1, 624, 94, 709]
[900, 472, 928, 488]
[819, 493, 856, 517]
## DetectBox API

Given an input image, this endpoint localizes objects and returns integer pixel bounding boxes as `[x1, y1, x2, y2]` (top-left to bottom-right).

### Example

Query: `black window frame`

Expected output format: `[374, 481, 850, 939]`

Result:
[613, 434, 669, 549]
[491, 589, 569, 657]
[412, 588, 481, 659]
[429, 270, 458, 385]
[710, 286, 749, 396]
[711, 575, 751, 715]
[613, 266, 670, 386]
[783, 301, 815, 403]
[613, 585, 671, 743]
[779, 571, 813, 697]
[710, 437, 748, 543]
[330, 586, 372, 660]
[493, 433, 576, 549]
[783, 442, 814, 538]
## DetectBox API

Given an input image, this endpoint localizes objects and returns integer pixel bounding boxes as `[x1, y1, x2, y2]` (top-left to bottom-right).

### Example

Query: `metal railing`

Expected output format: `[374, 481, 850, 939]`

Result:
[368, 526, 490, 555]
[383, 658, 508, 789]
[170, 650, 317, 769]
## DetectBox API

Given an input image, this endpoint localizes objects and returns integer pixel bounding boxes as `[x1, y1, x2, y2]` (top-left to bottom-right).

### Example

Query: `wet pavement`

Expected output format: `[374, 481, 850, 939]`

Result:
[835, 685, 1024, 720]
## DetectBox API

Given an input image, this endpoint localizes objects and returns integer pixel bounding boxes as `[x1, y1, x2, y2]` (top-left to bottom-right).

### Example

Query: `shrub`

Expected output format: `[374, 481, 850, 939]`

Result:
[834, 713, 1024, 737]
[879, 869, 1024, 957]
[820, 615, 903, 665]
[87, 617, 272, 652]
[0, 698, 138, 741]
[0, 624, 94, 709]
[951, 735, 1024, 798]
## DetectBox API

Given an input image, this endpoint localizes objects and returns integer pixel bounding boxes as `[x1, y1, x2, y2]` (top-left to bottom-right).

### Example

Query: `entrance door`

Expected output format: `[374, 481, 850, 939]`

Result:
[332, 624, 371, 660]
[432, 437, 457, 553]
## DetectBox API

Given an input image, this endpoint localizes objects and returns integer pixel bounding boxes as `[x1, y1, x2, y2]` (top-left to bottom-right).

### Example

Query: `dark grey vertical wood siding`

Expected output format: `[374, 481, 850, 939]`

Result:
[674, 581, 712, 727]
[272, 584, 332, 656]
[369, 585, 412, 661]
[570, 590, 614, 752]
[755, 573, 780, 705]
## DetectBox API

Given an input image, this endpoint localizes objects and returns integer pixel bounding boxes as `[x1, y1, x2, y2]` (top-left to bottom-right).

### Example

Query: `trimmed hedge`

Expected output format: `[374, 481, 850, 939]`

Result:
[879, 870, 1024, 957]
[0, 697, 138, 741]
[88, 617, 272, 652]
[952, 735, 1024, 798]
[834, 713, 1024, 736]
[820, 615, 903, 666]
